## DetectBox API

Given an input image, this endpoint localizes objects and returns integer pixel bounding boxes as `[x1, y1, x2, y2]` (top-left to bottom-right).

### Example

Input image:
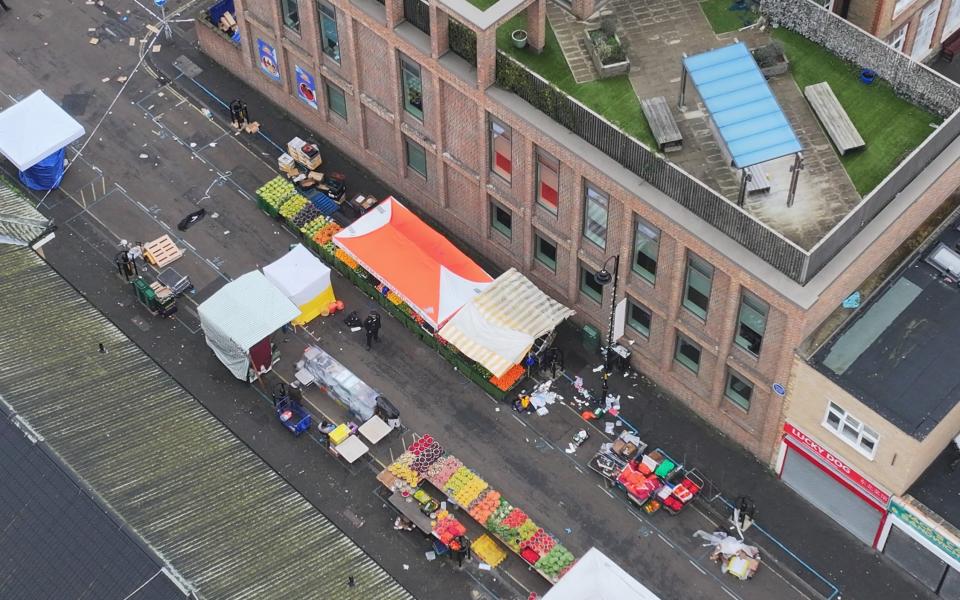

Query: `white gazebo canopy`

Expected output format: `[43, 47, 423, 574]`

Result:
[262, 243, 332, 306]
[0, 91, 85, 170]
[198, 271, 300, 379]
[542, 547, 662, 600]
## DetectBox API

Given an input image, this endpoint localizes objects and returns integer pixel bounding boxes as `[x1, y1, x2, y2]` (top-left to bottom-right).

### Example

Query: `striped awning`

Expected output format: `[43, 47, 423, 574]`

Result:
[439, 268, 574, 377]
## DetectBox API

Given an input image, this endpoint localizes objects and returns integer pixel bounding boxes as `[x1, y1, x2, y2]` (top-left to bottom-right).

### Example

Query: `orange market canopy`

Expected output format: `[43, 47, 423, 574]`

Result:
[333, 197, 492, 329]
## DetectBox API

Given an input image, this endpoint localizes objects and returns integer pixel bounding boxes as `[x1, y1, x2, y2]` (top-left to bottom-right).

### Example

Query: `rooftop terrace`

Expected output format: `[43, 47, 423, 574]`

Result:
[494, 0, 946, 252]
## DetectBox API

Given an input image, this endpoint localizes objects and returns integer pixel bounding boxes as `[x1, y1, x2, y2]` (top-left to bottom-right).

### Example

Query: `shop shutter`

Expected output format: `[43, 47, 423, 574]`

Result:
[883, 525, 947, 592]
[781, 448, 883, 545]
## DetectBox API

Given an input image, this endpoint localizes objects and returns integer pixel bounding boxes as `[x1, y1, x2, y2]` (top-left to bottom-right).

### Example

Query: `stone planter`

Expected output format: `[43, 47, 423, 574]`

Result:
[584, 28, 630, 78]
[751, 49, 790, 78]
[512, 29, 528, 49]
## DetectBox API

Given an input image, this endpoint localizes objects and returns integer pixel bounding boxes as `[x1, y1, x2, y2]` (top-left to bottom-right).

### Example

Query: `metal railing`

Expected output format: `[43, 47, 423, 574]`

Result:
[403, 0, 430, 35]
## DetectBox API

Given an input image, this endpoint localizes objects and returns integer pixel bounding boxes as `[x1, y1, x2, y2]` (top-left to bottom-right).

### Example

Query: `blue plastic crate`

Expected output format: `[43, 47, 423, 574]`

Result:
[308, 191, 340, 216]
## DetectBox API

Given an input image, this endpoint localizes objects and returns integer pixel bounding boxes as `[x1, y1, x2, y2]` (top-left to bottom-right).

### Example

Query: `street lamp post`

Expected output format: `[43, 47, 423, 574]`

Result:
[593, 254, 620, 407]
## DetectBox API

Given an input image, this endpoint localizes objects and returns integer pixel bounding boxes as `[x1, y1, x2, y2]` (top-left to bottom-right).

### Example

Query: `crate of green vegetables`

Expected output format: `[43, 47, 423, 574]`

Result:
[256, 177, 296, 218]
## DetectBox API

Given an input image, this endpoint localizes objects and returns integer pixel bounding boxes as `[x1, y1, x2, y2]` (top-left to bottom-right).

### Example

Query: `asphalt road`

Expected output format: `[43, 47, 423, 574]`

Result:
[0, 2, 939, 600]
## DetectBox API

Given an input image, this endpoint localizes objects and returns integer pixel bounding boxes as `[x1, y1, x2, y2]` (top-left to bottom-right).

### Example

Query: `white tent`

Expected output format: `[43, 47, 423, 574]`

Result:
[542, 547, 662, 600]
[262, 244, 336, 325]
[0, 90, 85, 170]
[198, 271, 300, 380]
[439, 268, 574, 377]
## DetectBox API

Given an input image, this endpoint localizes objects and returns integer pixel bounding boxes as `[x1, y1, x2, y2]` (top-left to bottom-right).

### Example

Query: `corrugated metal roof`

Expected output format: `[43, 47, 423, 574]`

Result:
[0, 177, 49, 245]
[683, 43, 802, 168]
[0, 244, 415, 600]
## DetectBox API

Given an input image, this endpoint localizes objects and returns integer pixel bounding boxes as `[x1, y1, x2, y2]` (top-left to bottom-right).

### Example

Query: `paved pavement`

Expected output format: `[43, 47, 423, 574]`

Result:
[0, 2, 939, 599]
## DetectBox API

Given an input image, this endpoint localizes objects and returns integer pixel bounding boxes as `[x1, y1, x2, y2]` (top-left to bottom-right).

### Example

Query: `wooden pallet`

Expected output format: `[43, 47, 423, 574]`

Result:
[144, 234, 184, 268]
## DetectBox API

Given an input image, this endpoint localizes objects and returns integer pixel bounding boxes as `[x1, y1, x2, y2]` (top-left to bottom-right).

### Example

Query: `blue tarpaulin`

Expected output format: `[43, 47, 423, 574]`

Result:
[19, 149, 66, 191]
[683, 43, 802, 168]
[208, 0, 235, 26]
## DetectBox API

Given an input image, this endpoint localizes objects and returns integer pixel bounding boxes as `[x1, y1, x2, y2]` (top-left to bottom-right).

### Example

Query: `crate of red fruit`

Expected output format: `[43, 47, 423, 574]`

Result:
[501, 507, 528, 528]
[408, 434, 434, 456]
[523, 529, 556, 555]
[411, 441, 444, 473]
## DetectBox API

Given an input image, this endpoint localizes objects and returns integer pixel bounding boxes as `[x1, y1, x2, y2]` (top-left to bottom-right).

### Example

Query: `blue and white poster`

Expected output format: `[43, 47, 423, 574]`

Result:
[295, 65, 318, 110]
[257, 38, 280, 81]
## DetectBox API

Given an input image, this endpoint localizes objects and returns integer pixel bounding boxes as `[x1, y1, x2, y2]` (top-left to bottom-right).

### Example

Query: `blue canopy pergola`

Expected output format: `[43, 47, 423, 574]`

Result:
[679, 42, 804, 207]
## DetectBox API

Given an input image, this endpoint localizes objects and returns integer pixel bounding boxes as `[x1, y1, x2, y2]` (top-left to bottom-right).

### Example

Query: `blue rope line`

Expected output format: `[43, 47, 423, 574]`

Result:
[186, 77, 285, 153]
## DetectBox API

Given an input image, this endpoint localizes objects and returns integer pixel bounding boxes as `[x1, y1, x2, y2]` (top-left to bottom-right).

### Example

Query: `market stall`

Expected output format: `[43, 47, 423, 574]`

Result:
[333, 197, 493, 330]
[262, 243, 336, 325]
[197, 271, 300, 380]
[379, 433, 577, 582]
[439, 267, 574, 378]
[0, 90, 85, 190]
[541, 547, 662, 600]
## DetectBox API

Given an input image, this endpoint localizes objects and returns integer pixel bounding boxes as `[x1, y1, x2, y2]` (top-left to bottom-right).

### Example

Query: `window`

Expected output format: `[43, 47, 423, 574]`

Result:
[489, 117, 512, 183]
[536, 149, 560, 214]
[683, 253, 714, 320]
[582, 183, 608, 248]
[405, 137, 427, 178]
[735, 291, 768, 357]
[491, 202, 512, 239]
[632, 216, 659, 284]
[944, 0, 960, 41]
[889, 23, 909, 52]
[535, 234, 557, 271]
[281, 0, 301, 31]
[674, 333, 701, 374]
[824, 402, 880, 458]
[317, 1, 340, 62]
[725, 369, 754, 411]
[580, 264, 603, 304]
[627, 300, 651, 338]
[893, 0, 918, 17]
[400, 54, 423, 120]
[325, 80, 347, 120]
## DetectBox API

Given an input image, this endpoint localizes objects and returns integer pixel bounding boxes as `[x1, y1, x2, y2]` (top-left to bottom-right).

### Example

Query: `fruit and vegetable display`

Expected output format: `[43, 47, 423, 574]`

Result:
[467, 490, 501, 523]
[411, 441, 444, 474]
[387, 451, 421, 486]
[432, 511, 467, 545]
[426, 456, 462, 488]
[534, 544, 575, 579]
[291, 203, 322, 229]
[523, 529, 556, 556]
[312, 221, 341, 246]
[334, 247, 358, 270]
[279, 194, 309, 219]
[489, 363, 525, 391]
[256, 177, 295, 213]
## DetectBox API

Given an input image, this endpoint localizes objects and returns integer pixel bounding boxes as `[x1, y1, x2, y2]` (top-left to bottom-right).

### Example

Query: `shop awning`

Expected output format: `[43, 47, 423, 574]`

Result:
[439, 268, 574, 377]
[0, 90, 85, 171]
[542, 547, 662, 600]
[333, 197, 492, 328]
[198, 271, 300, 379]
[682, 43, 801, 168]
[262, 243, 336, 325]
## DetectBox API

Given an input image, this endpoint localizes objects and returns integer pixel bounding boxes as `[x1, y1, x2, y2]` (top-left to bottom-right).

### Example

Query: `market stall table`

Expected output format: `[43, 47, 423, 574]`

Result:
[388, 491, 435, 533]
[359, 415, 393, 444]
[331, 435, 369, 463]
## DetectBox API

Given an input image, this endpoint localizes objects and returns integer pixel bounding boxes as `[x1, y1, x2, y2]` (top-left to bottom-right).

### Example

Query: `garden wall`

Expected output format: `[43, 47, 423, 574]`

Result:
[761, 0, 960, 117]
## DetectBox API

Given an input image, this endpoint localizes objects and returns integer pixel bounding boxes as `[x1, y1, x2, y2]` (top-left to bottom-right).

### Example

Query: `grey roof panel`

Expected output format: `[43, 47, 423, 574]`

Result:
[0, 243, 414, 600]
[0, 176, 49, 245]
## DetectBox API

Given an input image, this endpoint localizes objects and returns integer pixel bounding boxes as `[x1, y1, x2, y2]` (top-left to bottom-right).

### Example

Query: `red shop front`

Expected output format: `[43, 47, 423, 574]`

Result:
[776, 422, 890, 547]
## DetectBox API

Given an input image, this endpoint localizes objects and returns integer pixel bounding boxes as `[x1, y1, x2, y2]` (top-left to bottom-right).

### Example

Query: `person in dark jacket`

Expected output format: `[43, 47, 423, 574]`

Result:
[364, 311, 381, 350]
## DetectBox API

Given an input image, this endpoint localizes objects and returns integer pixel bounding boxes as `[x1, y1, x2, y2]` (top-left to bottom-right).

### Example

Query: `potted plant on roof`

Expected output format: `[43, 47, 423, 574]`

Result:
[751, 40, 789, 78]
[584, 16, 631, 78]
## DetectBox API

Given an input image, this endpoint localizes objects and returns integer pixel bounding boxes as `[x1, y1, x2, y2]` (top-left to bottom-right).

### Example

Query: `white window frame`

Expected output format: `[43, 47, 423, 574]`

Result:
[822, 402, 880, 459]
[944, 0, 960, 40]
[912, 1, 942, 59]
[889, 23, 909, 52]
[893, 0, 920, 17]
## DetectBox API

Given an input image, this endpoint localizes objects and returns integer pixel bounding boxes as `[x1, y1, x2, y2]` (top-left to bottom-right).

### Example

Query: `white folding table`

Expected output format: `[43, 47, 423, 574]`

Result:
[332, 435, 369, 464]
[358, 415, 393, 444]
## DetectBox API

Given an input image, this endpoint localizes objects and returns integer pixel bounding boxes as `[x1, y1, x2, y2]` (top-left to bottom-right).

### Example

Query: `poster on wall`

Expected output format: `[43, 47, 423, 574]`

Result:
[295, 65, 318, 110]
[257, 38, 281, 81]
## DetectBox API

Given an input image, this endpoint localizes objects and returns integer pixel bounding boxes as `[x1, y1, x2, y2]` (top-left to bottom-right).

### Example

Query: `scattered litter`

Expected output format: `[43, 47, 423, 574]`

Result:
[116, 76, 127, 83]
[604, 422, 615, 434]
[564, 528, 573, 534]
[494, 407, 500, 412]
[209, 142, 217, 147]
[424, 551, 436, 561]
[89, 37, 100, 45]
[152, 45, 162, 53]
[223, 230, 230, 235]
[189, 142, 197, 148]
[210, 212, 219, 218]
[201, 108, 213, 118]
[536, 407, 549, 417]
[402, 564, 409, 570]
[478, 562, 492, 571]
[88, 27, 96, 33]
[350, 326, 361, 332]
[101, 77, 110, 83]
[146, 24, 160, 34]
[627, 395, 634, 399]
[592, 365, 604, 373]
[138, 153, 148, 159]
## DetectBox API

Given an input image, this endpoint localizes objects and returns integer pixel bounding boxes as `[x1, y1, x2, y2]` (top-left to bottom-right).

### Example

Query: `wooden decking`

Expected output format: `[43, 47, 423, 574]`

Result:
[804, 82, 865, 155]
[641, 96, 683, 152]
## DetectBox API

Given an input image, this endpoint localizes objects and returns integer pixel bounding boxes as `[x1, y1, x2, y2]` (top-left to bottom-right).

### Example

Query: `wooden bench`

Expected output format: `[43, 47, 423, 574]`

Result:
[804, 82, 865, 155]
[641, 96, 683, 153]
[744, 165, 771, 195]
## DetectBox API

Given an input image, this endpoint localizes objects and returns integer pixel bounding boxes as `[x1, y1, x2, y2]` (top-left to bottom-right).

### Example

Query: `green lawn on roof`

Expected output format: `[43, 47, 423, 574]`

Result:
[496, 15, 655, 147]
[467, 0, 499, 10]
[772, 28, 940, 196]
[700, 0, 757, 34]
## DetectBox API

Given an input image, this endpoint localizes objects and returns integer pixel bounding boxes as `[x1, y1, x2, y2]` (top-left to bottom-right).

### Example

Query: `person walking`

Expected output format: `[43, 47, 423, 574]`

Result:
[363, 311, 381, 350]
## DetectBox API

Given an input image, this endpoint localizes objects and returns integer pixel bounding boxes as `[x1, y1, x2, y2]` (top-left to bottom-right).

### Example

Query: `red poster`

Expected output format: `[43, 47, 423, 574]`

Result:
[495, 153, 512, 175]
[540, 182, 558, 207]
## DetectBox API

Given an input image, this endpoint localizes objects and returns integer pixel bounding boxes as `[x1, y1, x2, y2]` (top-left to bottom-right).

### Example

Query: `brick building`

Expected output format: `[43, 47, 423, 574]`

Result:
[196, 0, 960, 461]
[829, 0, 960, 60]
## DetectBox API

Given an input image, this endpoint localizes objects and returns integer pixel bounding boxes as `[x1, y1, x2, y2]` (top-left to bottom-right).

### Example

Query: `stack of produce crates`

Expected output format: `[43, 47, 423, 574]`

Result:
[255, 177, 296, 218]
